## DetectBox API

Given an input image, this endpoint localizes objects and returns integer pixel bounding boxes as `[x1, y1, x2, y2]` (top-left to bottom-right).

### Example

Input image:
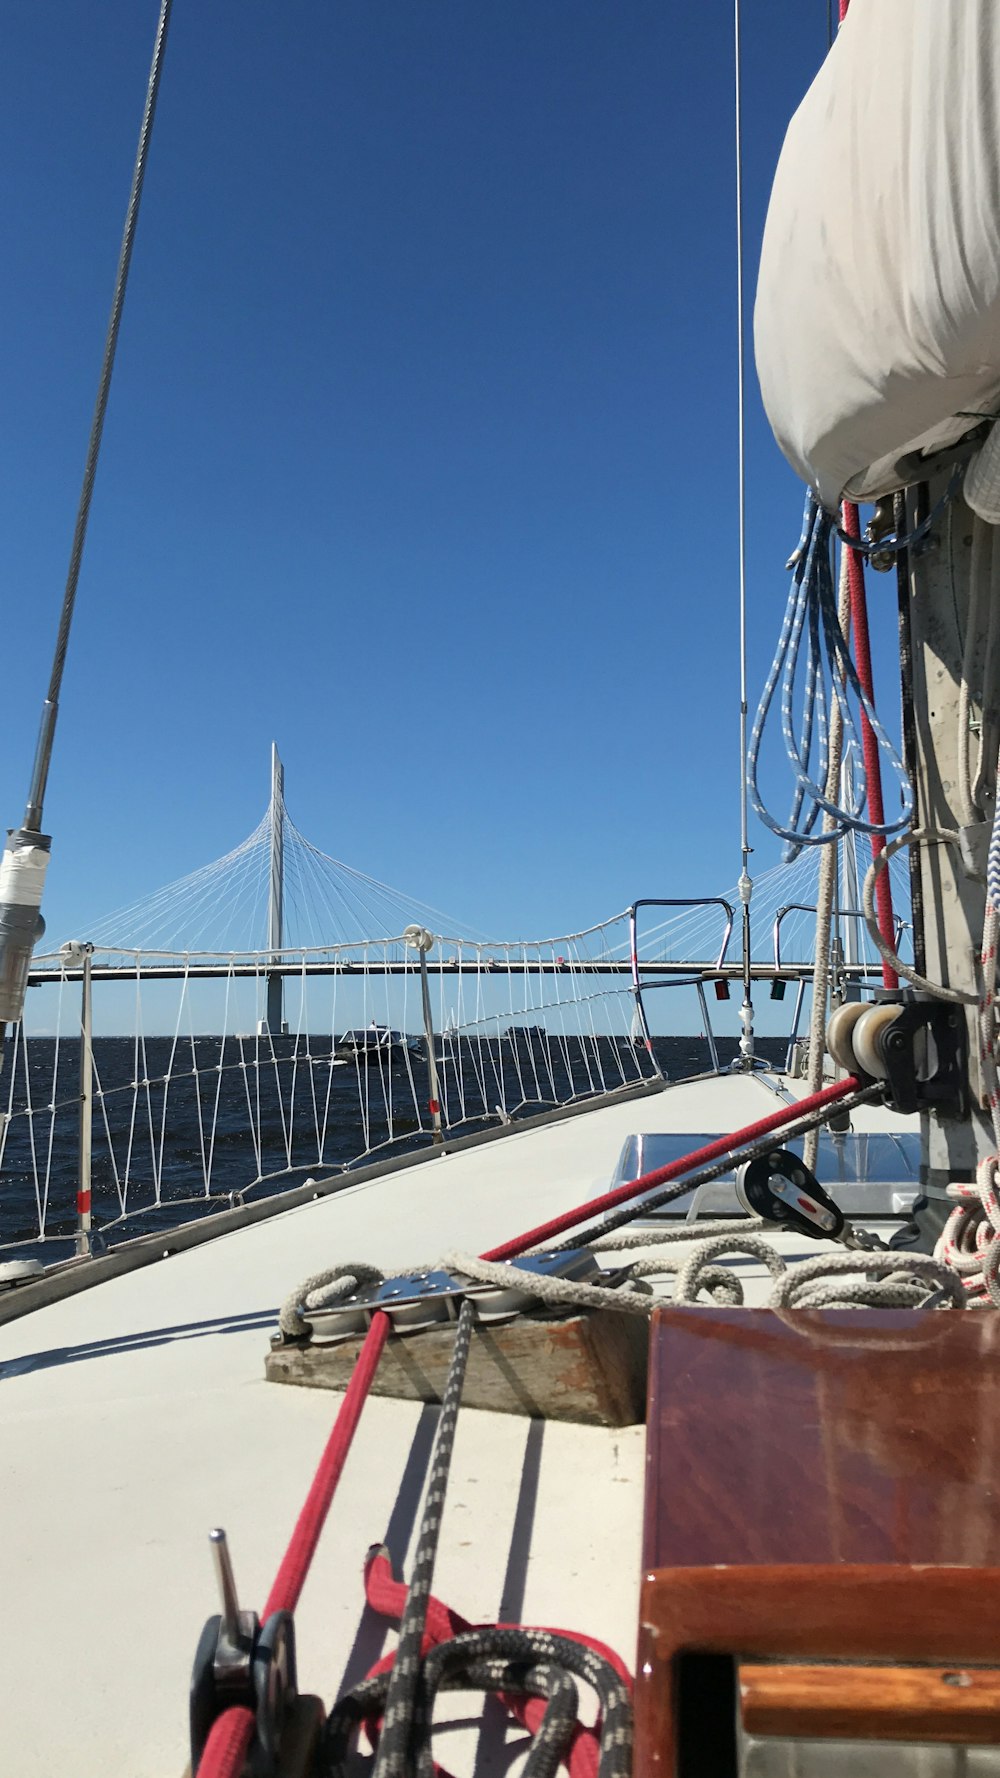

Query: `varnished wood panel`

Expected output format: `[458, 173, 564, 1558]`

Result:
[636, 1566, 1000, 1778]
[739, 1660, 1000, 1745]
[637, 1310, 1000, 1775]
[266, 1308, 648, 1425]
[644, 1306, 1000, 1569]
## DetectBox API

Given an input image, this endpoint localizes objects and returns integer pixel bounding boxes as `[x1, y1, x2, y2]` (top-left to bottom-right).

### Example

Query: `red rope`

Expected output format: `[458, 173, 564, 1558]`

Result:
[198, 1706, 255, 1778]
[264, 1310, 391, 1619]
[481, 1074, 862, 1261]
[841, 503, 898, 990]
[358, 1546, 631, 1778]
[196, 1071, 861, 1775]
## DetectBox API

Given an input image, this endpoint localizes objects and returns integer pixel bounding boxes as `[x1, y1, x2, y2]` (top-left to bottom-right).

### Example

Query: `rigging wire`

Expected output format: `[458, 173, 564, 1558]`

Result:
[734, 0, 755, 1066]
[24, 0, 174, 834]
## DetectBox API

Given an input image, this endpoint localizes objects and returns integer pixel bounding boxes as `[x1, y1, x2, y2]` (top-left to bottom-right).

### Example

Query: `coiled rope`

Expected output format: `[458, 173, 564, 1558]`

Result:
[323, 1299, 632, 1778]
[324, 1546, 631, 1778]
[444, 1238, 962, 1315]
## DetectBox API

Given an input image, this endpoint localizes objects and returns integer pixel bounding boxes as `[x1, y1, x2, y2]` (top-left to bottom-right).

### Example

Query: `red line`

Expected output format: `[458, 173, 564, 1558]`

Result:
[842, 503, 898, 990]
[481, 1076, 862, 1261]
[264, 1310, 391, 1619]
[197, 1705, 255, 1778]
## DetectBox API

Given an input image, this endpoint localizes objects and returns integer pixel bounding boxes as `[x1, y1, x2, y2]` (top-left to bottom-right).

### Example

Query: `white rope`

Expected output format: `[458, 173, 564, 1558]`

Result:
[277, 1226, 965, 1343]
[958, 515, 991, 826]
[441, 1250, 658, 1315]
[803, 542, 851, 1168]
[769, 1249, 965, 1310]
[862, 829, 978, 1002]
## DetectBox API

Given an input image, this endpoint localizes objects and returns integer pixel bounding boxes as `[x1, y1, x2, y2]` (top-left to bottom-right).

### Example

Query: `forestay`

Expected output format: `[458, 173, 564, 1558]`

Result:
[755, 0, 1000, 509]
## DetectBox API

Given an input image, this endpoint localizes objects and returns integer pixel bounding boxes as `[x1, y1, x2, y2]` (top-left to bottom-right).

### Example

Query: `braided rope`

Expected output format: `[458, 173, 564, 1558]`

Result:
[769, 1249, 965, 1310]
[324, 1301, 633, 1778]
[673, 1234, 787, 1305]
[371, 1299, 476, 1778]
[278, 1261, 385, 1338]
[589, 1218, 766, 1252]
[441, 1251, 657, 1317]
[862, 829, 978, 1003]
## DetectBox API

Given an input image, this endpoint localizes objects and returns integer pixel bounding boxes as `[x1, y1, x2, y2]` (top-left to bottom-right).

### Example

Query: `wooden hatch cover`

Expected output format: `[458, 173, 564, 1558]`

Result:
[634, 1305, 1000, 1775]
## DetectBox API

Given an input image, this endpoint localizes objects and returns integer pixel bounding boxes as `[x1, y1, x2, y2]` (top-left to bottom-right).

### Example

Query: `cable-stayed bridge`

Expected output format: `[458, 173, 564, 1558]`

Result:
[1, 744, 910, 1262]
[36, 743, 909, 985]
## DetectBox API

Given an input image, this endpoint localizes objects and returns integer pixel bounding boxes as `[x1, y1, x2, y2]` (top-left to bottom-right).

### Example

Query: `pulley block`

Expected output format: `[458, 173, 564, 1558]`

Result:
[826, 994, 967, 1118]
[189, 1530, 301, 1776]
[735, 1149, 845, 1241]
[299, 1248, 614, 1345]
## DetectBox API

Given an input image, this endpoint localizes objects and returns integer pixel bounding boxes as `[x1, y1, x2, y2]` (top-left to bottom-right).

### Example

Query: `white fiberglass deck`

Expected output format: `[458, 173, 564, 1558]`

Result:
[0, 1070, 910, 1777]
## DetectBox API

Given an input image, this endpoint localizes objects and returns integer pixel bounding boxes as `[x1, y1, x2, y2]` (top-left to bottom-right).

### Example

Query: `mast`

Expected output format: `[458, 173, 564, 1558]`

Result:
[264, 743, 287, 1036]
[902, 474, 996, 1240]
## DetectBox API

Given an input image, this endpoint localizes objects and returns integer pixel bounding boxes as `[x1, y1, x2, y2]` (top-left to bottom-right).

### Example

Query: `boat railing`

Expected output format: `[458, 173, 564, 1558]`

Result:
[772, 902, 912, 1070]
[628, 899, 735, 1074]
[0, 910, 899, 1264]
[0, 914, 667, 1260]
[772, 902, 909, 972]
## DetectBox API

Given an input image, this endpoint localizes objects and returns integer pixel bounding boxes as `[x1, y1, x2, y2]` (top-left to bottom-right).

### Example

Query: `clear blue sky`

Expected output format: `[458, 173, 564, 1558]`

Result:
[0, 1, 893, 962]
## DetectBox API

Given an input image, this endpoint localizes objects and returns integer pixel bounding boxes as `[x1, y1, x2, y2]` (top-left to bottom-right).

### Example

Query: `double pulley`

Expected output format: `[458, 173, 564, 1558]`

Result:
[826, 994, 967, 1117]
[275, 1248, 624, 1348]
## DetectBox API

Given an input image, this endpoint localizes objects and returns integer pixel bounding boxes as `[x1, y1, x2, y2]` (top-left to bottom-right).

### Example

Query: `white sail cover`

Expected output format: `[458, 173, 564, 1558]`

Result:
[755, 0, 1000, 510]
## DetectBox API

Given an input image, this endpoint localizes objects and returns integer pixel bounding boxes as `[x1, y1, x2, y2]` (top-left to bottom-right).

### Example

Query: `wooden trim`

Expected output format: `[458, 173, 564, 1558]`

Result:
[739, 1660, 1000, 1745]
[635, 1566, 1000, 1777]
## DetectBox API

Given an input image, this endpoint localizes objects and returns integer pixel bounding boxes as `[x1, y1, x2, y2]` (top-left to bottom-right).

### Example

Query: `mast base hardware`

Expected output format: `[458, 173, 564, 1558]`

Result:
[288, 1248, 616, 1346]
[827, 994, 967, 1119]
[188, 1529, 321, 1777]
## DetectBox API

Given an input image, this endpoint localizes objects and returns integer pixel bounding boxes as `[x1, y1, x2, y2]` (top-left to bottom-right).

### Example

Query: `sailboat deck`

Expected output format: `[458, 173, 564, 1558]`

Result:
[0, 1069, 911, 1777]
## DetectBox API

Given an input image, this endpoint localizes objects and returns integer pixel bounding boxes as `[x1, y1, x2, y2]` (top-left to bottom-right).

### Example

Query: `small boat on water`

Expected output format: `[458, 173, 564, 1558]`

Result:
[334, 1024, 422, 1064]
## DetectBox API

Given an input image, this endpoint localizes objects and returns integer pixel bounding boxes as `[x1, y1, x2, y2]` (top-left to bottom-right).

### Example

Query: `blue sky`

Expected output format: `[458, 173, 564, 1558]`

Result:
[0, 0, 894, 986]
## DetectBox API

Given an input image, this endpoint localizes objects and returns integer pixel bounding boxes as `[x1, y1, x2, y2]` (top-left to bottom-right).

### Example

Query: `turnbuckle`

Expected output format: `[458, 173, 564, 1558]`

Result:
[189, 1528, 298, 1775]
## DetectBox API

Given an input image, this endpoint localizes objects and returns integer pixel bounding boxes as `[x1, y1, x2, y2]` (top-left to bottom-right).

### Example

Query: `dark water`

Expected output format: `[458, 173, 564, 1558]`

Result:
[0, 1033, 788, 1256]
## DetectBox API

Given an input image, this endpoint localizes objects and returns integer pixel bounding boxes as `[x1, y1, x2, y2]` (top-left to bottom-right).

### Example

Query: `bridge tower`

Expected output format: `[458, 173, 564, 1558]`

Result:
[261, 742, 288, 1036]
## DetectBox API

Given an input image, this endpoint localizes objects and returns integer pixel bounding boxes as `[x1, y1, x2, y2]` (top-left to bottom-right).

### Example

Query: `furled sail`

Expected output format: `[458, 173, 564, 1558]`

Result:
[755, 0, 1000, 510]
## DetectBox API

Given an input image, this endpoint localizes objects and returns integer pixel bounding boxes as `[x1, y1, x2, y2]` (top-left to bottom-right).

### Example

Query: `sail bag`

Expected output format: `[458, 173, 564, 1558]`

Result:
[755, 0, 1000, 510]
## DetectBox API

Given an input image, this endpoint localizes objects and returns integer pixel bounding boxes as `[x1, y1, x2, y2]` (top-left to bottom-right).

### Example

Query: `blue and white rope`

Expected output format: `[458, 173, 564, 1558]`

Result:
[748, 495, 914, 862]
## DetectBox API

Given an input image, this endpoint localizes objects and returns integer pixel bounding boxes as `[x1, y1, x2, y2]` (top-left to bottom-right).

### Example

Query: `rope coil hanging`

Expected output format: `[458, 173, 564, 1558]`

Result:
[747, 495, 914, 862]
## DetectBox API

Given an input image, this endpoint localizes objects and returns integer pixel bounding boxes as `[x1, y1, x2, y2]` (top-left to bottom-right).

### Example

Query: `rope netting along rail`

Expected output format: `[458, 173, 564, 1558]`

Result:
[2, 914, 683, 1253]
